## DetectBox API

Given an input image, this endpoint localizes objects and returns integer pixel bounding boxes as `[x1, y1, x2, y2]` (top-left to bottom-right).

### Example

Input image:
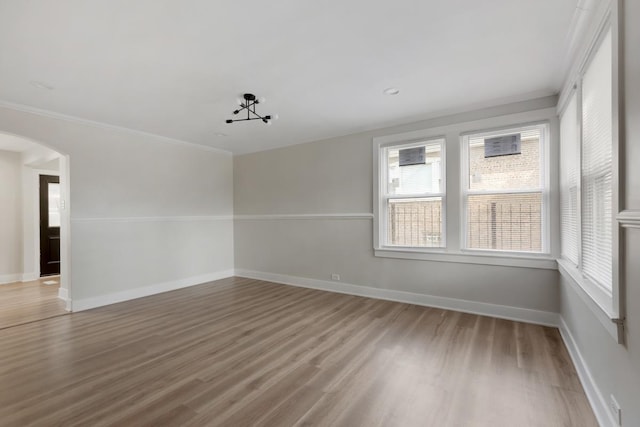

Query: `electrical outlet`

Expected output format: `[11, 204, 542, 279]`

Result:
[610, 395, 622, 425]
[331, 274, 340, 281]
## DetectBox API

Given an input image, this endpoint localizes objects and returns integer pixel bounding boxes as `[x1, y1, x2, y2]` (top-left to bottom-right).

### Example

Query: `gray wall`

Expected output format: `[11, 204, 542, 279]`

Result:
[560, 1, 640, 424]
[0, 106, 234, 304]
[235, 98, 560, 315]
[0, 150, 22, 282]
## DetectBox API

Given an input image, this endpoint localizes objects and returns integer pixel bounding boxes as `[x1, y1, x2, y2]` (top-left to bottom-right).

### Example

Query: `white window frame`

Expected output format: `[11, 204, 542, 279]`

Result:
[378, 137, 447, 251]
[372, 109, 558, 271]
[460, 122, 551, 256]
[556, 3, 623, 343]
[559, 91, 581, 268]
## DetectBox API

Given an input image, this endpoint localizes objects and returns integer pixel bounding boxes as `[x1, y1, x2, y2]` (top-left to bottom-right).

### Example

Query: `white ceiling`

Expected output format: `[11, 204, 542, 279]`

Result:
[0, 0, 580, 154]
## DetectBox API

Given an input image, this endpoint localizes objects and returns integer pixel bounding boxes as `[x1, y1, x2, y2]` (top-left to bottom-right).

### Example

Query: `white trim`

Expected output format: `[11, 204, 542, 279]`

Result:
[21, 272, 39, 282]
[374, 249, 557, 270]
[558, 258, 620, 342]
[0, 100, 232, 156]
[234, 269, 559, 327]
[616, 210, 640, 229]
[0, 273, 40, 284]
[556, 0, 602, 98]
[0, 274, 22, 285]
[234, 213, 373, 221]
[71, 215, 234, 223]
[72, 270, 235, 311]
[558, 317, 617, 427]
[558, 0, 613, 111]
[57, 287, 72, 311]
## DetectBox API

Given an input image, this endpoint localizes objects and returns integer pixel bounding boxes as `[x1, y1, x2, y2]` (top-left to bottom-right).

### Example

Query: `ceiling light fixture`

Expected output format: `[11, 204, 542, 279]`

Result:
[383, 87, 400, 95]
[225, 93, 278, 125]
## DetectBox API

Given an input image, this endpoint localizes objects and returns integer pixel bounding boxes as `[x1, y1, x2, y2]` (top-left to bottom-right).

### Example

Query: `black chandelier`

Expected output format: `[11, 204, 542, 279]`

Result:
[225, 93, 278, 125]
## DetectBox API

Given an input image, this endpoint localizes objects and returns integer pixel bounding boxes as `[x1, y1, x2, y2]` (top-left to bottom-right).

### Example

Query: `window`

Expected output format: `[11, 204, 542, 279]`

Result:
[462, 124, 548, 253]
[560, 93, 580, 265]
[381, 139, 445, 248]
[559, 28, 614, 296]
[373, 113, 556, 269]
[557, 19, 622, 342]
[581, 28, 613, 293]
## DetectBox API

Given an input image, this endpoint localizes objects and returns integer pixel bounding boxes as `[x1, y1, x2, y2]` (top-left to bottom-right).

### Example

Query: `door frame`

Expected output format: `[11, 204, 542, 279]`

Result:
[36, 172, 61, 277]
[29, 158, 72, 311]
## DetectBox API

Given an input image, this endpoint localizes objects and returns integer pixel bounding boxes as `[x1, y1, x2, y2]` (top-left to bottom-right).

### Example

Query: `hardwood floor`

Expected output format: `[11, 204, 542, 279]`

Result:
[0, 277, 67, 329]
[0, 277, 597, 426]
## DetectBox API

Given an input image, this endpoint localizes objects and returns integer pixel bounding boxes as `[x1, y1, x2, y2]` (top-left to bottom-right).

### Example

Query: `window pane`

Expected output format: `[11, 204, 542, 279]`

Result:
[560, 93, 580, 265]
[48, 183, 61, 228]
[387, 197, 442, 247]
[466, 193, 542, 252]
[387, 143, 442, 195]
[582, 28, 613, 292]
[468, 129, 541, 191]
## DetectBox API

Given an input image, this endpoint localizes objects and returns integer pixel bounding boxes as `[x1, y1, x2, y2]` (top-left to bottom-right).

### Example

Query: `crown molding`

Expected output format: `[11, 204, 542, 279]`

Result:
[0, 99, 232, 155]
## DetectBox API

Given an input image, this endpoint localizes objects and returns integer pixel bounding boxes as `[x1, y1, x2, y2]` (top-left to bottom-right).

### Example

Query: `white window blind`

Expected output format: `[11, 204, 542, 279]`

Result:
[581, 28, 613, 293]
[560, 93, 579, 265]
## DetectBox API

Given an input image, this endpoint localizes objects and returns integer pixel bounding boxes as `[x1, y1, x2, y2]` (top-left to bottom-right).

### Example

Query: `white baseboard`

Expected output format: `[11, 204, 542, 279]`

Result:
[559, 317, 616, 427]
[0, 274, 21, 285]
[0, 272, 42, 284]
[21, 272, 40, 282]
[57, 287, 72, 311]
[234, 269, 559, 327]
[72, 269, 235, 311]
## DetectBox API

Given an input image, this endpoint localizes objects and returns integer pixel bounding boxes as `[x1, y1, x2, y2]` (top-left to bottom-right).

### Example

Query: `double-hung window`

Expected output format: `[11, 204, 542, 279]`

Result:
[559, 26, 616, 316]
[380, 139, 445, 249]
[462, 124, 549, 253]
[580, 28, 614, 295]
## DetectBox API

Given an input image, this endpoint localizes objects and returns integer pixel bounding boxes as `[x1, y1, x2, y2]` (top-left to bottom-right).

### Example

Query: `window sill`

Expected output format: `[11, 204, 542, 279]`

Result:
[374, 247, 557, 270]
[557, 258, 622, 343]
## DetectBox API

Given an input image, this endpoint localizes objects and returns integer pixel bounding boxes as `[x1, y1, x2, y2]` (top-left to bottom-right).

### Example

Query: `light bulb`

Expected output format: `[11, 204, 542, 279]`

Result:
[265, 120, 272, 126]
[236, 97, 244, 106]
[271, 113, 279, 120]
[258, 97, 266, 104]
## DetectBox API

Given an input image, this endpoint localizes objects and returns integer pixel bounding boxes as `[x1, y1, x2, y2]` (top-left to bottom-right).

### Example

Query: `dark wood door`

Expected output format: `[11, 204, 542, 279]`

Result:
[39, 175, 61, 276]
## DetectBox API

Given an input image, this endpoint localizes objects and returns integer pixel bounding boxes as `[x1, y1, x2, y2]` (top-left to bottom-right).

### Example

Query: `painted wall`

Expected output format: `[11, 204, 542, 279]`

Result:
[0, 106, 234, 306]
[559, 1, 640, 425]
[234, 97, 560, 318]
[0, 150, 22, 283]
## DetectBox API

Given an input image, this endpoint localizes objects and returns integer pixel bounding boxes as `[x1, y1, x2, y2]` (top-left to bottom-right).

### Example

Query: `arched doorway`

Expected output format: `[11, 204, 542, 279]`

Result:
[0, 132, 71, 328]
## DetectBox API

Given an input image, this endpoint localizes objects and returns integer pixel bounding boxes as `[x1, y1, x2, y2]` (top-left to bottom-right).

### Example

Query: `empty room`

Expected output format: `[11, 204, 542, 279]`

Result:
[0, 0, 638, 426]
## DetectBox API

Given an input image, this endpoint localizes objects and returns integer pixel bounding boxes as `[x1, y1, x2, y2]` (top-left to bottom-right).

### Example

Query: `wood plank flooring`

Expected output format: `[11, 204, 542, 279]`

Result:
[0, 277, 67, 329]
[0, 277, 597, 426]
